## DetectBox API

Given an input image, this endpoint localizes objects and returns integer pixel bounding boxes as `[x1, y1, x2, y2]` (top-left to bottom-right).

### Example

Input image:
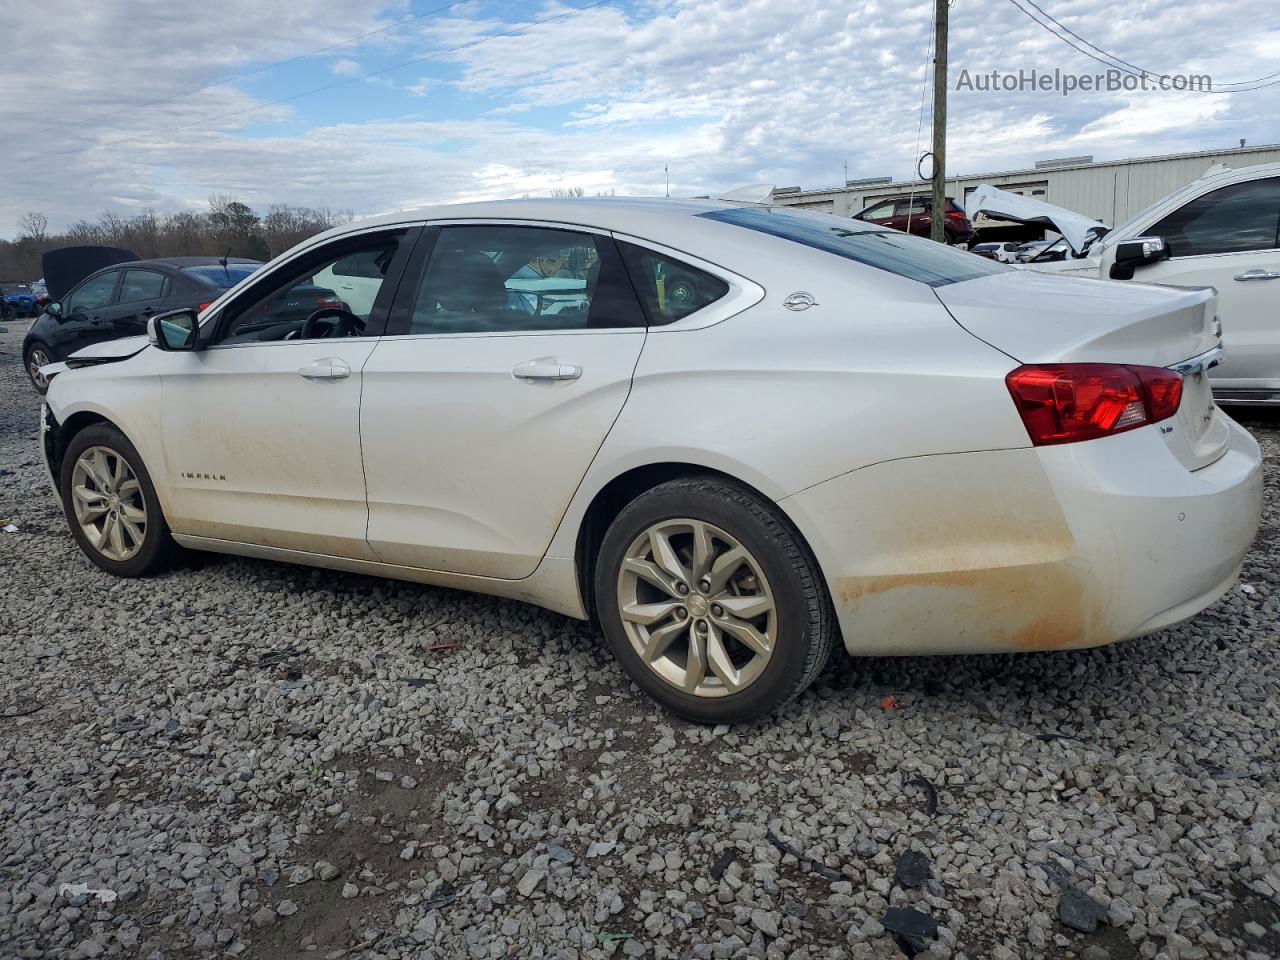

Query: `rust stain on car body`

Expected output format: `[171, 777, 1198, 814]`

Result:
[837, 562, 1106, 653]
[815, 449, 1120, 655]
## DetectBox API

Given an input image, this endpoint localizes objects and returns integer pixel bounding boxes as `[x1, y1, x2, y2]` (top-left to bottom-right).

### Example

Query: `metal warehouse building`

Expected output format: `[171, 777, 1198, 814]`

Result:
[771, 142, 1280, 231]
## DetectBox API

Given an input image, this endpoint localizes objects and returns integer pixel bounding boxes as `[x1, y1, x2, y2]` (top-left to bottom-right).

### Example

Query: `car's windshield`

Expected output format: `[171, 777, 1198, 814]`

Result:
[183, 264, 260, 288]
[700, 206, 1008, 286]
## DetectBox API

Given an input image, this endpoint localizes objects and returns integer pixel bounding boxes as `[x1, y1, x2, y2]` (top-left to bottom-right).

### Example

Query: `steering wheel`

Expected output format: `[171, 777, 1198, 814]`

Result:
[299, 307, 363, 340]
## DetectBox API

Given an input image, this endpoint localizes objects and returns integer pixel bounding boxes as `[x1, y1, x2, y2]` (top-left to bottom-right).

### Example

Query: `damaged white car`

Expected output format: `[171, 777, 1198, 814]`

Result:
[969, 164, 1280, 404]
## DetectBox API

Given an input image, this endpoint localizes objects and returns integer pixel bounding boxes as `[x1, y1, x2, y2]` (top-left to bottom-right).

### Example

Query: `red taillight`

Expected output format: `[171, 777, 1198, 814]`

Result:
[1006, 363, 1183, 445]
[1138, 366, 1184, 421]
[317, 295, 343, 309]
[198, 302, 211, 311]
[946, 210, 966, 220]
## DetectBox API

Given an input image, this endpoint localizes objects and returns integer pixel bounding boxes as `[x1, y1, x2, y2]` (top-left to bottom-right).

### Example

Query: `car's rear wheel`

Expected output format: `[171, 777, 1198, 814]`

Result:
[594, 476, 835, 723]
[60, 423, 178, 577]
[24, 342, 53, 395]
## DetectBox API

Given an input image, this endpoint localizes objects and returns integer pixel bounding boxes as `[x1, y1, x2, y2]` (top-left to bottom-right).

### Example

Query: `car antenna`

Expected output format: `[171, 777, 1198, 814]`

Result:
[219, 247, 231, 282]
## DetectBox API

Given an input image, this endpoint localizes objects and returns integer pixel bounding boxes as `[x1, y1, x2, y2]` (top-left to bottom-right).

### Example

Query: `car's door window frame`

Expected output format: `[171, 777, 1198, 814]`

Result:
[66, 269, 123, 315]
[201, 226, 423, 348]
[610, 231, 765, 332]
[381, 219, 649, 340]
[118, 268, 170, 304]
[1141, 177, 1280, 260]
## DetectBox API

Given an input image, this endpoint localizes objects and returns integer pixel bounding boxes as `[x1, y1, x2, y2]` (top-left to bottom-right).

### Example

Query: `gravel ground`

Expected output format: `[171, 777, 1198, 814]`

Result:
[0, 319, 1278, 960]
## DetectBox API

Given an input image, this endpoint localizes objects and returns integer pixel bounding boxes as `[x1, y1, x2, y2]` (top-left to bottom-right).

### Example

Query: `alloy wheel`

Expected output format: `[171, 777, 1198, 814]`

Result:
[70, 446, 147, 562]
[28, 348, 50, 390]
[616, 518, 776, 698]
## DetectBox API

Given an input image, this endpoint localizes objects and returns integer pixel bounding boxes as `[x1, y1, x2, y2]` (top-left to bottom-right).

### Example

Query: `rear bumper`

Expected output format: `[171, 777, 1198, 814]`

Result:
[782, 418, 1262, 656]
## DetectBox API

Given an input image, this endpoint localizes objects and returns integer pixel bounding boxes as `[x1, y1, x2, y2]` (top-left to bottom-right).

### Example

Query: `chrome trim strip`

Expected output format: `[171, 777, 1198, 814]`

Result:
[1172, 343, 1224, 376]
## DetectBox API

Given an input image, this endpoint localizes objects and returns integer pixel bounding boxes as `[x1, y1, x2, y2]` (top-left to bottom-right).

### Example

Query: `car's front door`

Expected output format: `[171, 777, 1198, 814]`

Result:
[59, 269, 123, 355]
[359, 222, 649, 579]
[1129, 176, 1280, 390]
[159, 228, 418, 556]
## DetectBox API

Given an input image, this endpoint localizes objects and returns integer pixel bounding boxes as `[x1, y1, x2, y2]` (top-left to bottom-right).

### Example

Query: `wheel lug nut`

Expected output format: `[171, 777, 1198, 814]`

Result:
[698, 579, 711, 594]
[676, 582, 689, 596]
[711, 604, 723, 617]
[675, 607, 687, 619]
[696, 619, 708, 633]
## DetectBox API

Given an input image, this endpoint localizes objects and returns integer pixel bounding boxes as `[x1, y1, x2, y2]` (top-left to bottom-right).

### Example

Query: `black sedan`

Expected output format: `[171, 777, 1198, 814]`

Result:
[22, 257, 262, 394]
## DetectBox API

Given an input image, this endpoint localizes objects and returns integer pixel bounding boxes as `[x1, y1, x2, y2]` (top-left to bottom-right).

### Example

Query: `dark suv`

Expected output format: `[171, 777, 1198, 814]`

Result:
[852, 195, 975, 245]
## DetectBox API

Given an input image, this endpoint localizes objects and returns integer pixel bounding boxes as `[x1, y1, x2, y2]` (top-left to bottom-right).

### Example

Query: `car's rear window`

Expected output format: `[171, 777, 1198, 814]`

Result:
[699, 206, 1008, 287]
[183, 264, 260, 288]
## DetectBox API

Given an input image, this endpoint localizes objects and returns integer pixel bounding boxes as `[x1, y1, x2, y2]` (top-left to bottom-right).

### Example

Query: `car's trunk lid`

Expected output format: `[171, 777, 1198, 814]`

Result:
[935, 270, 1227, 470]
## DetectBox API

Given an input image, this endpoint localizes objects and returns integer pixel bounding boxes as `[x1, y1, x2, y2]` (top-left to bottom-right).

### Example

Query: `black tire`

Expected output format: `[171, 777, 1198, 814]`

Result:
[594, 475, 836, 724]
[59, 423, 178, 577]
[24, 342, 54, 395]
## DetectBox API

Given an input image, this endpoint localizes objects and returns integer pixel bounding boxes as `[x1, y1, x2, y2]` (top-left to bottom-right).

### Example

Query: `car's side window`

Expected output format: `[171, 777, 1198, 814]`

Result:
[216, 232, 409, 345]
[617, 242, 730, 326]
[406, 225, 645, 335]
[1148, 177, 1280, 258]
[118, 269, 167, 304]
[862, 201, 896, 219]
[65, 271, 119, 315]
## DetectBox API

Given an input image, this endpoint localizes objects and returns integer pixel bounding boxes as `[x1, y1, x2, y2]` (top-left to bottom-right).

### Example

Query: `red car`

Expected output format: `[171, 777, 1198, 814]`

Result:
[852, 195, 975, 245]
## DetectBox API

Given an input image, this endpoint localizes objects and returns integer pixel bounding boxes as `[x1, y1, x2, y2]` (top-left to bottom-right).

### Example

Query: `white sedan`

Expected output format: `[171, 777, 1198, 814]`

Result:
[38, 198, 1263, 723]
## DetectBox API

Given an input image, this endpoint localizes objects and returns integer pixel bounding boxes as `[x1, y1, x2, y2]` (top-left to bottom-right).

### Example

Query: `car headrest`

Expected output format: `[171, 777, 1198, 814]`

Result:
[428, 249, 507, 314]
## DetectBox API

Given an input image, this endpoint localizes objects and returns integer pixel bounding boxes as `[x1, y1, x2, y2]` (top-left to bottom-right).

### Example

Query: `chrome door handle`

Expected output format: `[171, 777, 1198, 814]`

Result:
[512, 357, 582, 381]
[297, 358, 351, 381]
[1234, 269, 1280, 281]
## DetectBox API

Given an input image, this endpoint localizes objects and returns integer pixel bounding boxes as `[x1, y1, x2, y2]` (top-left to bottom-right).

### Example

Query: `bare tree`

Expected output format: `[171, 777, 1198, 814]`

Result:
[0, 200, 347, 279]
[17, 212, 48, 243]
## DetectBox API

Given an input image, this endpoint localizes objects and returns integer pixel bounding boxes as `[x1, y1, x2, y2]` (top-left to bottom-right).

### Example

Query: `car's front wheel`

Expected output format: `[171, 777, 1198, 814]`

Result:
[24, 342, 54, 395]
[59, 423, 178, 577]
[594, 476, 836, 723]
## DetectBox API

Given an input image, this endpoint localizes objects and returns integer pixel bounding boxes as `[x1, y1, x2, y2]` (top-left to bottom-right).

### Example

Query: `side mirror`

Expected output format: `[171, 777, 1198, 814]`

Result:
[44, 301, 63, 318]
[148, 308, 200, 351]
[1110, 236, 1169, 280]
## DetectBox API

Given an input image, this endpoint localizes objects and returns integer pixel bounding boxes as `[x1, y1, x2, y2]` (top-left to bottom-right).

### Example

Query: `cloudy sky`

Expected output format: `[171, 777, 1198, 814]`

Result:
[1, 0, 1277, 235]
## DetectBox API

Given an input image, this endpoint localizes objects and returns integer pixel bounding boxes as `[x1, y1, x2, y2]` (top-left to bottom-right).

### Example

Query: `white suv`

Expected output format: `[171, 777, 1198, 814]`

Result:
[1026, 163, 1280, 404]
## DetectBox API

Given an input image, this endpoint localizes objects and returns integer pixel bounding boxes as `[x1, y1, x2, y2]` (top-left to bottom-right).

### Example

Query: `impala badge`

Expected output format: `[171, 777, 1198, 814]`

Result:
[783, 291, 817, 311]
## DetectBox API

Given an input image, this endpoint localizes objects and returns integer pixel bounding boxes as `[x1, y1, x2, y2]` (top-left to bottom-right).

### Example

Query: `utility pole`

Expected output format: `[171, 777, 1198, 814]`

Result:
[930, 0, 948, 242]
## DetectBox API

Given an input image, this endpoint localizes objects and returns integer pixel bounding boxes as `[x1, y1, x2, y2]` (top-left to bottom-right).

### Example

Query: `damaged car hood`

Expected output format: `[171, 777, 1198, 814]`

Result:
[965, 184, 1108, 255]
[69, 335, 150, 362]
[39, 336, 151, 386]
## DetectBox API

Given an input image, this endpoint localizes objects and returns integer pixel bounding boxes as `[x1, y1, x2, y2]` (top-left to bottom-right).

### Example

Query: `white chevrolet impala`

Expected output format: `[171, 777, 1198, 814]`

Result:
[38, 198, 1263, 723]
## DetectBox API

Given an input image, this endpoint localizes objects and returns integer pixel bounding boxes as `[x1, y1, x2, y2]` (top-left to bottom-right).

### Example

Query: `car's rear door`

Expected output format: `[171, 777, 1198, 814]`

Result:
[359, 221, 647, 579]
[112, 268, 171, 338]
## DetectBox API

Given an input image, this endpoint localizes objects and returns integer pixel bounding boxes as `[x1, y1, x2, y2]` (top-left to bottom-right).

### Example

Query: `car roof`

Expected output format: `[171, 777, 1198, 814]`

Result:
[128, 256, 261, 270]
[325, 197, 730, 235]
[290, 196, 880, 267]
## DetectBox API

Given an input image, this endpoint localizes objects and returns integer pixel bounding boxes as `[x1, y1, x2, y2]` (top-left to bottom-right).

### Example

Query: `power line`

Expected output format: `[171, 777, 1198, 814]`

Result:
[25, 0, 483, 137]
[1016, 0, 1280, 90]
[905, 0, 936, 233]
[7, 0, 615, 171]
[1007, 0, 1280, 93]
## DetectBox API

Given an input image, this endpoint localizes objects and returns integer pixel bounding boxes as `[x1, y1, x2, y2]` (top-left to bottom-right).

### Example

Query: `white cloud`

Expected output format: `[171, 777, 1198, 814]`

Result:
[0, 0, 1277, 235]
